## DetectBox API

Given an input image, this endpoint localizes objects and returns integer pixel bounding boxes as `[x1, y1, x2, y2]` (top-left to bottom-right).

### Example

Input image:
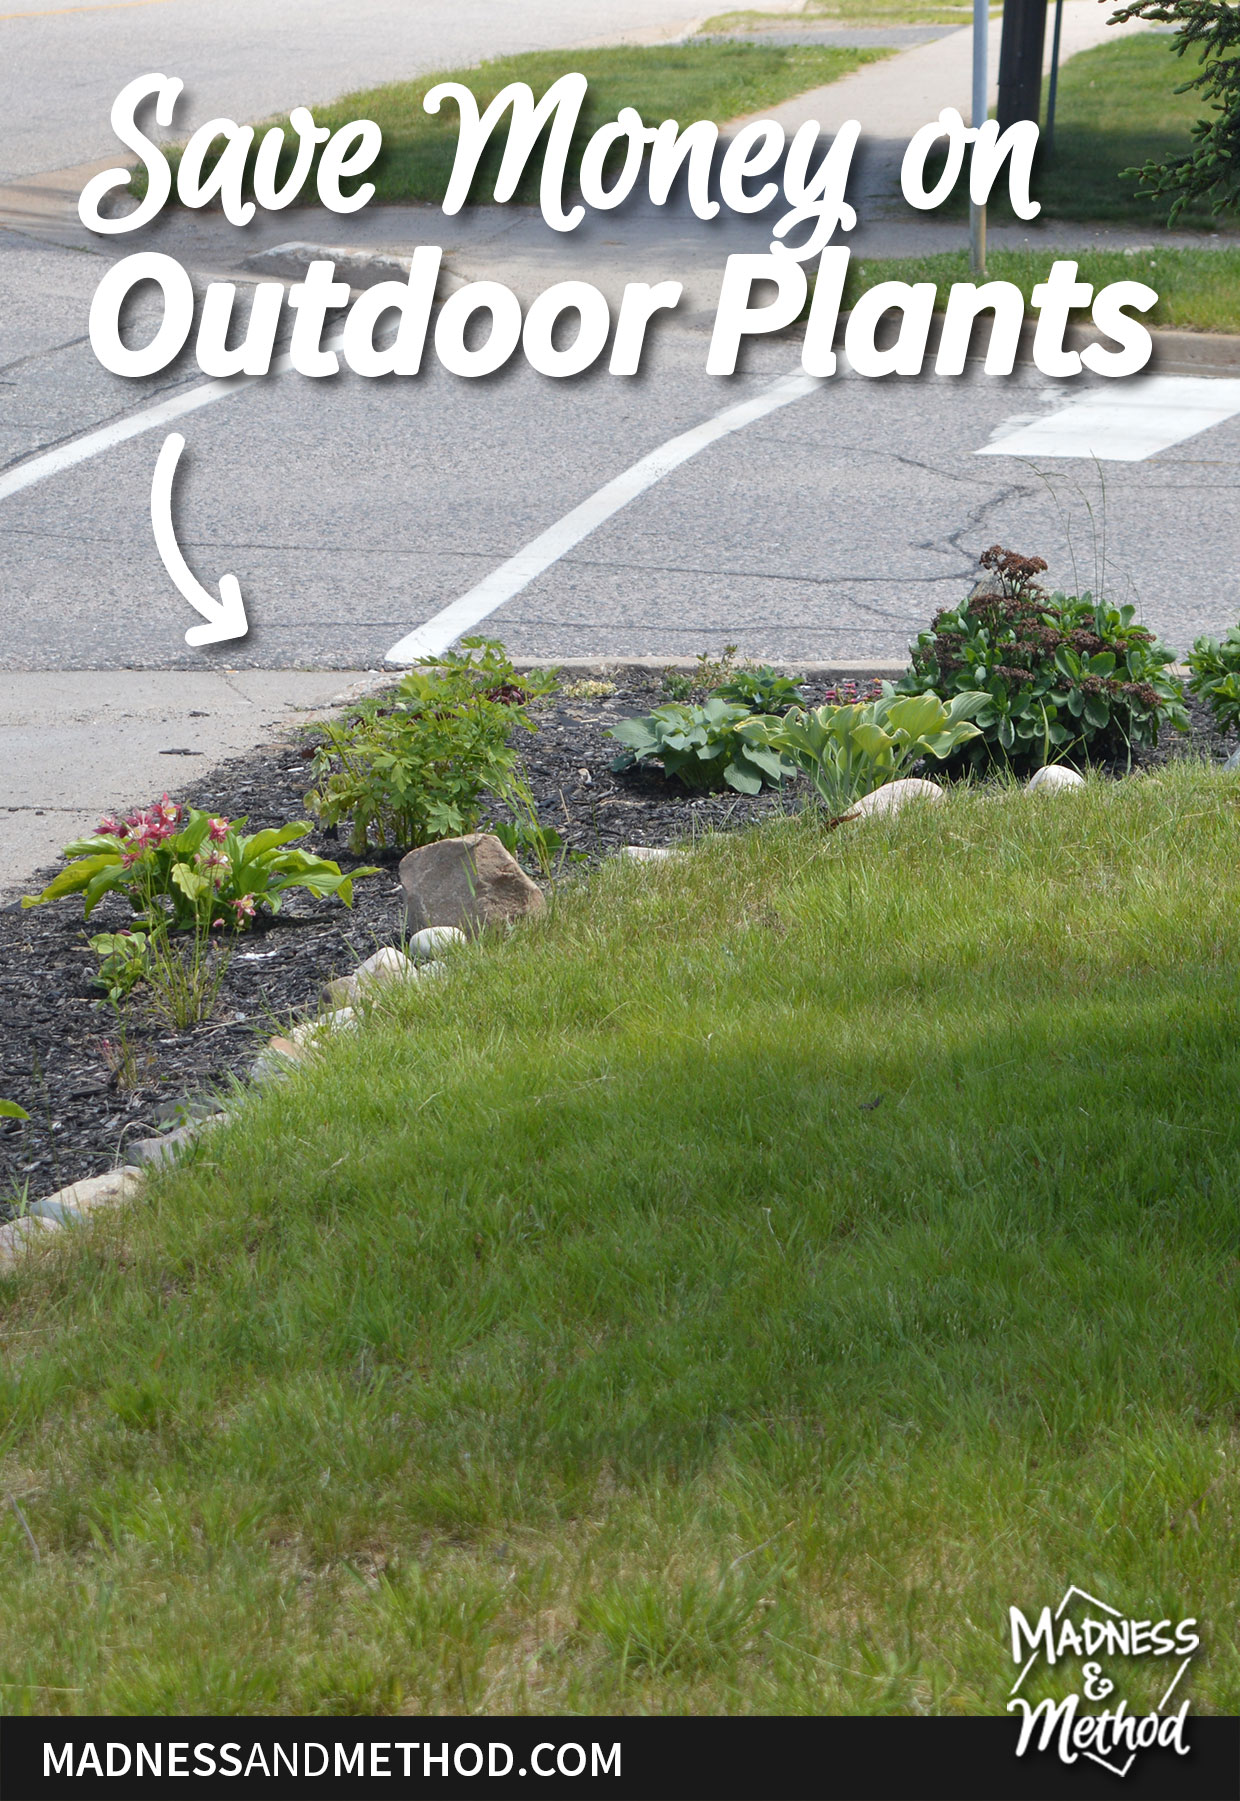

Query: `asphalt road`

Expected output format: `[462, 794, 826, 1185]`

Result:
[0, 0, 711, 184]
[2, 219, 1239, 673]
[3, 0, 1235, 676]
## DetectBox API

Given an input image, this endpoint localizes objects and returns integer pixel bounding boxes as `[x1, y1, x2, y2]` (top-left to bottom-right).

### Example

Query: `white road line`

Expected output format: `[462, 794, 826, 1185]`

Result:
[978, 374, 1240, 463]
[0, 337, 341, 505]
[384, 372, 821, 665]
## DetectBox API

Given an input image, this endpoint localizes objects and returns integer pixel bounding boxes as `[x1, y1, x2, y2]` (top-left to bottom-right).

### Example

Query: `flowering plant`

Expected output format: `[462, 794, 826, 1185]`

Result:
[24, 798, 376, 930]
[899, 547, 1186, 768]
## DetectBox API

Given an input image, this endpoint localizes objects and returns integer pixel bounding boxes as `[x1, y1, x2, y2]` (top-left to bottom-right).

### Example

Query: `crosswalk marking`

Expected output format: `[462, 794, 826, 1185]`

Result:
[977, 375, 1240, 462]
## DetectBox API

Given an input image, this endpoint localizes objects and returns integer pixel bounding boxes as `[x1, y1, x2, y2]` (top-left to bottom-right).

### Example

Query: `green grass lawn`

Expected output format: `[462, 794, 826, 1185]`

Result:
[156, 42, 890, 212]
[961, 33, 1220, 227]
[3, 767, 1240, 1715]
[1033, 34, 1210, 225]
[841, 244, 1240, 335]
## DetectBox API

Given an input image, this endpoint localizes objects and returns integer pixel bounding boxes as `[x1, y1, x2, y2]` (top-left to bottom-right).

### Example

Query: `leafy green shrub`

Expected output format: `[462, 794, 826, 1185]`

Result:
[739, 688, 986, 814]
[305, 638, 556, 852]
[1186, 624, 1240, 737]
[23, 799, 370, 929]
[608, 699, 795, 794]
[712, 665, 806, 714]
[899, 547, 1187, 767]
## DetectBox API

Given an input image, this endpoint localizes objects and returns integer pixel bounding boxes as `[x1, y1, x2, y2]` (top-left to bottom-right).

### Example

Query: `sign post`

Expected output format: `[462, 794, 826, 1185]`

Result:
[970, 0, 988, 274]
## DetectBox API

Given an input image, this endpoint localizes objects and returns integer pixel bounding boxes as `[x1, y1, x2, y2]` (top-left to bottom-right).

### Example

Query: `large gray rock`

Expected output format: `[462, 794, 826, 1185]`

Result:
[290, 1007, 357, 1047]
[399, 833, 545, 935]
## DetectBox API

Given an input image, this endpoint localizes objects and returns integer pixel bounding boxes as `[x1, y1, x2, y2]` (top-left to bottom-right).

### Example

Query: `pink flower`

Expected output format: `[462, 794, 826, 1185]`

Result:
[232, 894, 257, 921]
[96, 815, 122, 837]
[208, 817, 229, 842]
[199, 848, 231, 884]
[157, 794, 182, 826]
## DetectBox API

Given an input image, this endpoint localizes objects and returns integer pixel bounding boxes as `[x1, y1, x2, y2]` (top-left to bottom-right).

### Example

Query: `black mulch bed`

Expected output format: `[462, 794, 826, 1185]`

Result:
[0, 674, 1231, 1214]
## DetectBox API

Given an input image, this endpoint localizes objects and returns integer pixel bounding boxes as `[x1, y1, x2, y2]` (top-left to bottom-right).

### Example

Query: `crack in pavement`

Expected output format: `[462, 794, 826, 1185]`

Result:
[0, 334, 90, 378]
[0, 365, 220, 476]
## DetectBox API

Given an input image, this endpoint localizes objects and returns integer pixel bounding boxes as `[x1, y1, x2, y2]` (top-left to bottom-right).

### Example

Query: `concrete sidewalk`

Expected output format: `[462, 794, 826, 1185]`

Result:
[0, 670, 377, 896]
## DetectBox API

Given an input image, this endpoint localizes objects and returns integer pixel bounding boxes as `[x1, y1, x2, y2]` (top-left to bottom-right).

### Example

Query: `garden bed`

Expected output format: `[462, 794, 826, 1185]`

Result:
[0, 668, 1229, 1214]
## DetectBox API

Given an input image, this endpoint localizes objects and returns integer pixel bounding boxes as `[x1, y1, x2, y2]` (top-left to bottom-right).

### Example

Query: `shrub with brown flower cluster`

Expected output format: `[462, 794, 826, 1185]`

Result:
[897, 547, 1187, 768]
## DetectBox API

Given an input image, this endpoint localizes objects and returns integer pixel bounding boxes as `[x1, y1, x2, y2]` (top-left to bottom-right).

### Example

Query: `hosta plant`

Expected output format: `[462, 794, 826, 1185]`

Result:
[305, 637, 556, 852]
[900, 546, 1186, 769]
[1186, 624, 1240, 738]
[608, 699, 795, 795]
[739, 688, 986, 814]
[23, 798, 373, 930]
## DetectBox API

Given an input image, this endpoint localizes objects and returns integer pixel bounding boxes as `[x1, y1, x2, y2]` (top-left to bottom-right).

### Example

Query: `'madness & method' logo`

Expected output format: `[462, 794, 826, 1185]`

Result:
[1007, 1587, 1200, 1778]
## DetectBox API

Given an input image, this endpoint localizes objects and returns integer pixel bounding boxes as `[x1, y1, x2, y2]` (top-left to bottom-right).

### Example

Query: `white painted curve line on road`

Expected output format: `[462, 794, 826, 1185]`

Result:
[0, 336, 343, 506]
[384, 372, 822, 666]
[977, 374, 1240, 463]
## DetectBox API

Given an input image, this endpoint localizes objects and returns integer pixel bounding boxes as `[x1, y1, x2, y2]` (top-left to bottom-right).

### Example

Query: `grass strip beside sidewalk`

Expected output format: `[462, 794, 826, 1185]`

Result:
[1030, 35, 1211, 227]
[929, 35, 1225, 229]
[155, 43, 891, 212]
[701, 3, 999, 30]
[841, 245, 1240, 336]
[2, 767, 1239, 1713]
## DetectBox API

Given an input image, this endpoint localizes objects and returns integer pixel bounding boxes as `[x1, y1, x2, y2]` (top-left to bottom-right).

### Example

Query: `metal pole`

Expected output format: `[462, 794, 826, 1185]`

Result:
[969, 0, 988, 276]
[1044, 0, 1065, 151]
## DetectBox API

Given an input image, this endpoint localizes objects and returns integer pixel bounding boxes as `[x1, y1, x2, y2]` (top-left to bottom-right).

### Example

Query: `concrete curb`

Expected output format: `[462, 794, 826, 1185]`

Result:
[529, 656, 1197, 678]
[695, 306, 1240, 375]
[518, 656, 905, 678]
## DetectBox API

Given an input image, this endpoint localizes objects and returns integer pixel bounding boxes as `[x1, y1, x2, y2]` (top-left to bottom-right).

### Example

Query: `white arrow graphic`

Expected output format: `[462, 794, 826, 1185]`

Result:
[151, 432, 249, 647]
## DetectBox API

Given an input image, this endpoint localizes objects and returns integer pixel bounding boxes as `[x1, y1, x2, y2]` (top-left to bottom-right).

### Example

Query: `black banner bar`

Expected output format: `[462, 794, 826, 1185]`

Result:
[1, 1716, 1236, 1801]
